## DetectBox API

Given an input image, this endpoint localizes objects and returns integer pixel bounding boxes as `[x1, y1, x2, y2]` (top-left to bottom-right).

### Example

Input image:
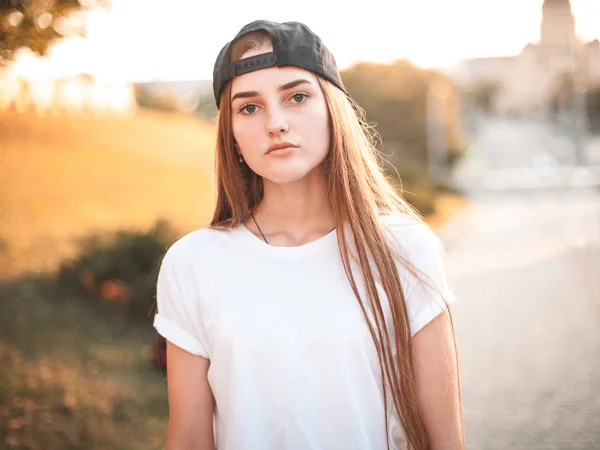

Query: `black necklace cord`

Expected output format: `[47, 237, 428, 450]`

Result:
[250, 210, 269, 244]
[250, 211, 336, 246]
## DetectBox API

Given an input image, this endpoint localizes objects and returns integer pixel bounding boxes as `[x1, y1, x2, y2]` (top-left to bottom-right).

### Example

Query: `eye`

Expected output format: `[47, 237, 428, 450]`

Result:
[290, 92, 309, 104]
[239, 103, 258, 115]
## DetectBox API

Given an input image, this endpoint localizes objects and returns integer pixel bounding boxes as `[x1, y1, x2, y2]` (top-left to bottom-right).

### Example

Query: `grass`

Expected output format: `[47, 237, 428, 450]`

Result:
[0, 109, 217, 279]
[0, 108, 465, 449]
[0, 108, 464, 278]
[0, 275, 168, 449]
[0, 109, 217, 448]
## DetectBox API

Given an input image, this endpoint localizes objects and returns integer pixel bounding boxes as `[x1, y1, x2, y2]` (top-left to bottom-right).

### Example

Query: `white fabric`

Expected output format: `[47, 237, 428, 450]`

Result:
[153, 214, 456, 450]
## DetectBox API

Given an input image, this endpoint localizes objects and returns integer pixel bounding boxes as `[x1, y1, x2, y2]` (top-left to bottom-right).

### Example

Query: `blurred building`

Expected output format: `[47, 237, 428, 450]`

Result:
[134, 80, 213, 114]
[452, 0, 600, 118]
[0, 48, 137, 118]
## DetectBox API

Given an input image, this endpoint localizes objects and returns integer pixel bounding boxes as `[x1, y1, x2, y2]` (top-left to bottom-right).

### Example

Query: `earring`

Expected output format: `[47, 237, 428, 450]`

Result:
[234, 141, 244, 163]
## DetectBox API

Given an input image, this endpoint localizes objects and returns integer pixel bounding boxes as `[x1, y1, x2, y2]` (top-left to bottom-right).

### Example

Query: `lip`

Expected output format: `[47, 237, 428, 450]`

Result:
[266, 142, 298, 154]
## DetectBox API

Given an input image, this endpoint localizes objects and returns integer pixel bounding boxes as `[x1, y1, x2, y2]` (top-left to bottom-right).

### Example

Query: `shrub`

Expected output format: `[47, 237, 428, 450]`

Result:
[56, 219, 179, 322]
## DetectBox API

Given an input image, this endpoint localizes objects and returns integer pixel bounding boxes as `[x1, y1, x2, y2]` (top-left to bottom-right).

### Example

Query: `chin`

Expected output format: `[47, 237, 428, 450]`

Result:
[249, 153, 328, 185]
[259, 163, 319, 185]
[262, 169, 313, 185]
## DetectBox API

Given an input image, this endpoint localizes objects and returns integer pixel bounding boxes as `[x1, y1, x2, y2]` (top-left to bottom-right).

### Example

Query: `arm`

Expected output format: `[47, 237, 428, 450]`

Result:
[412, 308, 464, 450]
[166, 341, 216, 450]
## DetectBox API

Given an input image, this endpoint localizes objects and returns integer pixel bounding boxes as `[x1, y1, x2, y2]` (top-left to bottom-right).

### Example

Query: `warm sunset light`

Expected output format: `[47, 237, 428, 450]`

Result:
[6, 0, 600, 82]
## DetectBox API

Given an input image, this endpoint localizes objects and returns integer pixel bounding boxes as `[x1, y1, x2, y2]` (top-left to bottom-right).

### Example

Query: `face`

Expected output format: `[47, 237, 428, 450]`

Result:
[230, 46, 331, 185]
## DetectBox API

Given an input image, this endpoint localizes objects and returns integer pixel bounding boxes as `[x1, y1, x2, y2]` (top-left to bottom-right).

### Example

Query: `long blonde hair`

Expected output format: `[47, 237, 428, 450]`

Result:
[210, 31, 462, 450]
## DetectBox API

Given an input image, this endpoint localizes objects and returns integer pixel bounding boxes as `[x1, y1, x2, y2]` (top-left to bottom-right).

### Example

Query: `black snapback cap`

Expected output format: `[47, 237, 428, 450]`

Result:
[212, 20, 348, 108]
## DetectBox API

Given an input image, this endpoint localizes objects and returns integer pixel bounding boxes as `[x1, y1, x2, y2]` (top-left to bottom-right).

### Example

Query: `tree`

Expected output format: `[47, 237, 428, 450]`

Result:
[0, 0, 110, 65]
[549, 72, 573, 115]
[586, 84, 600, 133]
[468, 81, 500, 114]
[340, 60, 464, 170]
[339, 60, 465, 216]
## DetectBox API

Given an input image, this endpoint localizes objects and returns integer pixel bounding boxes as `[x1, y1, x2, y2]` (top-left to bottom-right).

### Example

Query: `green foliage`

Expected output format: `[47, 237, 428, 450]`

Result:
[550, 73, 574, 114]
[0, 276, 169, 449]
[550, 76, 600, 133]
[56, 218, 179, 322]
[134, 86, 181, 113]
[340, 60, 465, 215]
[585, 84, 600, 133]
[342, 60, 428, 160]
[467, 81, 500, 113]
[0, 0, 109, 63]
[341, 60, 464, 169]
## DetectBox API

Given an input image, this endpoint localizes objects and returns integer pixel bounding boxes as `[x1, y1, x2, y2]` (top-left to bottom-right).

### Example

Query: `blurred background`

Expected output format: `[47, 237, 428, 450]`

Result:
[0, 0, 599, 448]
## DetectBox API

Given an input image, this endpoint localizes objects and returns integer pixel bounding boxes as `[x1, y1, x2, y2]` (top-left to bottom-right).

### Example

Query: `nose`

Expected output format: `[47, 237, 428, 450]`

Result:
[265, 104, 289, 137]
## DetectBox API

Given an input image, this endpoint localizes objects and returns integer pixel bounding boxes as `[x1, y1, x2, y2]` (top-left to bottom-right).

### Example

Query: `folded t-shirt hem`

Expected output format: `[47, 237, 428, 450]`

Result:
[153, 314, 209, 358]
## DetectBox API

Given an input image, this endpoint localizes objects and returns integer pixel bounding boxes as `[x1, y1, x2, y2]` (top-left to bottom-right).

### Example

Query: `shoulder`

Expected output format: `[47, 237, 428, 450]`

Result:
[157, 226, 241, 296]
[379, 212, 448, 279]
[380, 213, 442, 254]
[379, 214, 456, 334]
[161, 226, 237, 268]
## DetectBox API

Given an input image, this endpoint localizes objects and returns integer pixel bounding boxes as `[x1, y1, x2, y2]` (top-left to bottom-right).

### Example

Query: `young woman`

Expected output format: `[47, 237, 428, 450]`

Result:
[154, 20, 463, 450]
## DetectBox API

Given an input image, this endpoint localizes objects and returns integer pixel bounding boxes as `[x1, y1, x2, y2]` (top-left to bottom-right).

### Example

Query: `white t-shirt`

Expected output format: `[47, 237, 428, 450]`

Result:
[153, 214, 456, 450]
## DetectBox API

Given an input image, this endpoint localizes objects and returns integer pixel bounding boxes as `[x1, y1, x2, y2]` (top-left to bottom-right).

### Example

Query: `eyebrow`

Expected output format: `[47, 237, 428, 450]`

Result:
[231, 79, 312, 103]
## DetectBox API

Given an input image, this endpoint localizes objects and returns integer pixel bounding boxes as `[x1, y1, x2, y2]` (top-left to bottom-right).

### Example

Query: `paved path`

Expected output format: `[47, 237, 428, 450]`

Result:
[438, 119, 600, 449]
[454, 119, 600, 192]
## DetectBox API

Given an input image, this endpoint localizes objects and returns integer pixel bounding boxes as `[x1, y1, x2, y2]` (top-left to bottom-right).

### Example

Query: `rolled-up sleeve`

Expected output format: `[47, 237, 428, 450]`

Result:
[385, 216, 457, 337]
[403, 225, 456, 337]
[153, 240, 210, 358]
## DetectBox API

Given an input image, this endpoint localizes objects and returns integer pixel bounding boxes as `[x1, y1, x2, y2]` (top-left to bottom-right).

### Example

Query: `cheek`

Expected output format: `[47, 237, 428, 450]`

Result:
[303, 105, 330, 155]
[232, 120, 260, 153]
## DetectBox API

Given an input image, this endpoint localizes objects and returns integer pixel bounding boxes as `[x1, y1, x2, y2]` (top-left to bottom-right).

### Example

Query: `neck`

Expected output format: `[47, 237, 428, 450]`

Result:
[249, 169, 335, 246]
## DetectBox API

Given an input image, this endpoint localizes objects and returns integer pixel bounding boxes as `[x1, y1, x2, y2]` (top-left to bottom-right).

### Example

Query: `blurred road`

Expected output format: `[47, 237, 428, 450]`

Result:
[438, 118, 600, 449]
[455, 118, 600, 193]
